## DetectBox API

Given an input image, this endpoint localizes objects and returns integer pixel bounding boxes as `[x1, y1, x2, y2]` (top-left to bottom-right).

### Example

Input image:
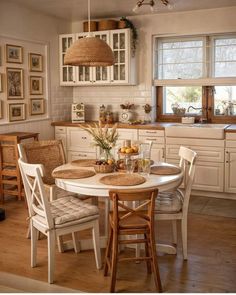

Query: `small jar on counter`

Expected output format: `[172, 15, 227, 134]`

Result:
[106, 111, 113, 124]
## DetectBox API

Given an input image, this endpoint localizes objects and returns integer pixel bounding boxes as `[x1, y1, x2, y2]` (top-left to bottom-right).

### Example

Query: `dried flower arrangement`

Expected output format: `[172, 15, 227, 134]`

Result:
[120, 102, 134, 110]
[82, 122, 118, 150]
[143, 103, 152, 113]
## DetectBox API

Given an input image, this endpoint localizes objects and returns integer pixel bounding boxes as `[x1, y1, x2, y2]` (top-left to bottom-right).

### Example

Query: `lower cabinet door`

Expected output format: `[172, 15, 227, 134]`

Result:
[225, 149, 236, 193]
[151, 147, 165, 162]
[192, 161, 224, 192]
[67, 151, 97, 162]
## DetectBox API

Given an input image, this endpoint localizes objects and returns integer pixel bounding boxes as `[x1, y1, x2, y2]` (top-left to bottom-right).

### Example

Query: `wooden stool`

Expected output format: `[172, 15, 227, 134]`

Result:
[0, 132, 39, 203]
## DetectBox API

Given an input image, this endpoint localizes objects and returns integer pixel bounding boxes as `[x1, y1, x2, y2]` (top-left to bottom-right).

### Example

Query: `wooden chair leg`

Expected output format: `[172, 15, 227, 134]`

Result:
[104, 227, 113, 276]
[57, 236, 64, 253]
[47, 231, 56, 284]
[149, 230, 162, 292]
[110, 230, 118, 293]
[92, 220, 102, 269]
[172, 220, 178, 244]
[181, 218, 188, 260]
[144, 233, 152, 274]
[72, 232, 81, 253]
[30, 222, 37, 268]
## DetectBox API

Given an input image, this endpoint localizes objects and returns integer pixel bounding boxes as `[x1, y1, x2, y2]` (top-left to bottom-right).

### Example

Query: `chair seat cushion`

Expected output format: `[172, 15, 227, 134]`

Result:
[33, 196, 99, 228]
[50, 196, 99, 226]
[155, 190, 183, 213]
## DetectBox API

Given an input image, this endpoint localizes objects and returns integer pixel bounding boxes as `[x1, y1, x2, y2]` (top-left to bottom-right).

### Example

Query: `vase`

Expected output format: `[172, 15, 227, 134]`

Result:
[99, 148, 113, 162]
[120, 109, 133, 123]
[144, 112, 152, 123]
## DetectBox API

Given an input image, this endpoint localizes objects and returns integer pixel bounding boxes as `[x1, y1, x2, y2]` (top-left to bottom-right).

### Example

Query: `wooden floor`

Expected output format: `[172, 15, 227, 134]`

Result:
[0, 197, 236, 292]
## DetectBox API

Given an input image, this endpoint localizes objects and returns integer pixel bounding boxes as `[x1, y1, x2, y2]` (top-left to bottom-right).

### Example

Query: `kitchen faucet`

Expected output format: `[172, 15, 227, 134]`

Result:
[187, 106, 207, 123]
[187, 106, 203, 113]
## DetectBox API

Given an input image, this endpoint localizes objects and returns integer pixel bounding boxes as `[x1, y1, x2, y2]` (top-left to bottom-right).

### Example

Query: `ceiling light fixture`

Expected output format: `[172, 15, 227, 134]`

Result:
[133, 0, 172, 13]
[64, 0, 114, 67]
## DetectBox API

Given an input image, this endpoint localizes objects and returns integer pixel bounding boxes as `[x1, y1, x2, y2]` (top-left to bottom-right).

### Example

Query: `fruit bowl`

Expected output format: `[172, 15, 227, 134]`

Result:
[118, 146, 139, 156]
[93, 160, 115, 173]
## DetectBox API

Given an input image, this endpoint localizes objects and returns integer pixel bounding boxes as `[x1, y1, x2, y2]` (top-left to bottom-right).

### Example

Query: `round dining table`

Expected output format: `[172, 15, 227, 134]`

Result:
[54, 162, 183, 254]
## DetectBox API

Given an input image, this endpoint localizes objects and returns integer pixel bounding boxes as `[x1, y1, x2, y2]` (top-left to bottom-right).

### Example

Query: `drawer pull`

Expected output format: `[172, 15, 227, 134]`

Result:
[146, 138, 157, 141]
[145, 131, 157, 134]
[78, 154, 87, 157]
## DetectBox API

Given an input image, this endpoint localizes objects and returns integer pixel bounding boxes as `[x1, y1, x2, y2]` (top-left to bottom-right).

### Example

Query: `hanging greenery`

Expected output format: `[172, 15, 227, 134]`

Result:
[120, 17, 138, 57]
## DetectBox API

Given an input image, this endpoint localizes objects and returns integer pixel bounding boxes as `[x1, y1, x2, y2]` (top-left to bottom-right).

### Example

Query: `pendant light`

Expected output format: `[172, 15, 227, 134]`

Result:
[64, 0, 114, 67]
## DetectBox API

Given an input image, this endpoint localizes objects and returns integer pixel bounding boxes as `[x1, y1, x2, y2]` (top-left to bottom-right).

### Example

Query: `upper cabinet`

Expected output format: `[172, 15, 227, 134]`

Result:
[59, 34, 76, 86]
[59, 29, 137, 86]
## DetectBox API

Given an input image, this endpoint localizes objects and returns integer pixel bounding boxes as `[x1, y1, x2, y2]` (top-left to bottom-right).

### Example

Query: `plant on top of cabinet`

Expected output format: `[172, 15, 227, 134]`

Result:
[119, 17, 138, 57]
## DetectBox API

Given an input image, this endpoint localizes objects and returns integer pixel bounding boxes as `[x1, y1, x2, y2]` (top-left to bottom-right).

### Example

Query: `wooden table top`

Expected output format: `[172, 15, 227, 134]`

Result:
[0, 132, 39, 140]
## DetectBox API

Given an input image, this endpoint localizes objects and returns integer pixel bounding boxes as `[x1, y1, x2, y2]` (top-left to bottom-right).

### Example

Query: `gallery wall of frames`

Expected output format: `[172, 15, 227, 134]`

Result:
[0, 36, 49, 124]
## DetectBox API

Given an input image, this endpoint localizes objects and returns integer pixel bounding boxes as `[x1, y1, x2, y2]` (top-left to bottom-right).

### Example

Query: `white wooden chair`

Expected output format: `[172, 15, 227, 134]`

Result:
[18, 158, 102, 283]
[155, 146, 197, 260]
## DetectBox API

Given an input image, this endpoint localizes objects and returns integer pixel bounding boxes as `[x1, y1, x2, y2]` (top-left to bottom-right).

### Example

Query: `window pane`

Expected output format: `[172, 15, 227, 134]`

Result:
[157, 38, 204, 79]
[163, 86, 202, 115]
[160, 63, 202, 79]
[213, 86, 236, 116]
[214, 37, 236, 77]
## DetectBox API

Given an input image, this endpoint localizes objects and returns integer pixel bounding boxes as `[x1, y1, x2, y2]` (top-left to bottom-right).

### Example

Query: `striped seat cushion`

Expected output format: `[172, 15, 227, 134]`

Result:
[155, 190, 183, 213]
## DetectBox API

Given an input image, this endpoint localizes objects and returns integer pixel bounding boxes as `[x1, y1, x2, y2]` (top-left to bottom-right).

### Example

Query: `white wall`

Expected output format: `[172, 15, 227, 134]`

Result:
[72, 6, 236, 122]
[0, 0, 72, 139]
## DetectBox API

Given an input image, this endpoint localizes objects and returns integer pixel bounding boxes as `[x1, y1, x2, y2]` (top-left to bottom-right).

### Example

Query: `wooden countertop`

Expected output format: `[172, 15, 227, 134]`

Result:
[51, 121, 174, 130]
[52, 121, 236, 132]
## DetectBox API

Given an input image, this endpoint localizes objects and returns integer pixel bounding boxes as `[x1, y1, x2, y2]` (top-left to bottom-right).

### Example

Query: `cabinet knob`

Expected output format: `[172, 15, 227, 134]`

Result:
[82, 136, 87, 140]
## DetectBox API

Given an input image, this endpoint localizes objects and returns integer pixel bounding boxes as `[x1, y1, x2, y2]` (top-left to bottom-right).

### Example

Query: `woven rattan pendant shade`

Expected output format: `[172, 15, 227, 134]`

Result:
[64, 36, 114, 66]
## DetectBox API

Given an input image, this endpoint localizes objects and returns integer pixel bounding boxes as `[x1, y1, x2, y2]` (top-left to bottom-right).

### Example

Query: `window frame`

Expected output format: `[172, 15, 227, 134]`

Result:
[154, 33, 236, 123]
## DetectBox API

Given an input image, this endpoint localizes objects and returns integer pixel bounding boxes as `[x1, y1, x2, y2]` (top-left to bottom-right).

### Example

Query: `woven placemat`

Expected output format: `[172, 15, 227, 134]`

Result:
[52, 169, 95, 179]
[71, 159, 96, 167]
[151, 165, 181, 175]
[99, 173, 146, 186]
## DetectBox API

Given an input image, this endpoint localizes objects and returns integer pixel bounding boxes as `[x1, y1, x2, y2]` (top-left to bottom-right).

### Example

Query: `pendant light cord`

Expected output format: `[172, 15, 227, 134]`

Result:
[88, 0, 91, 36]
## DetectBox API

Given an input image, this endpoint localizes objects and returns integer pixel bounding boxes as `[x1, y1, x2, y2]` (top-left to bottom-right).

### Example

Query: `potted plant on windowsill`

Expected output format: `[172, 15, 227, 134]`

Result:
[118, 17, 138, 57]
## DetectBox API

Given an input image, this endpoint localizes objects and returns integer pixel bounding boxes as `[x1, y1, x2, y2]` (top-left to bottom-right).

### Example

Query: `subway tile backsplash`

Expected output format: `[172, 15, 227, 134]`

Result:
[73, 86, 153, 122]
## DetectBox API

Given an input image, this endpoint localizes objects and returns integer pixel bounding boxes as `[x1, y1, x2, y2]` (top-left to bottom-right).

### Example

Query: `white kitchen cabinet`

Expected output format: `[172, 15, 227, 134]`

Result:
[55, 126, 67, 158]
[225, 133, 236, 193]
[66, 127, 97, 161]
[59, 29, 136, 86]
[165, 138, 225, 192]
[59, 34, 76, 85]
[138, 129, 165, 162]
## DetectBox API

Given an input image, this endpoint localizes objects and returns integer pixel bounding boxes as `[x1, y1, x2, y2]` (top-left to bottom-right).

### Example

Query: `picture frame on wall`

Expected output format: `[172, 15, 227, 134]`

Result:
[29, 76, 43, 95]
[0, 73, 3, 92]
[0, 100, 2, 119]
[6, 44, 23, 64]
[8, 103, 25, 122]
[7, 68, 24, 99]
[30, 98, 45, 115]
[29, 53, 43, 72]
[0, 46, 2, 66]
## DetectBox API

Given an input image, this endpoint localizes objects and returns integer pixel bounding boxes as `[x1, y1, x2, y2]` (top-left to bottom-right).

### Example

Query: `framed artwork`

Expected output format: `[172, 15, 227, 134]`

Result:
[6, 44, 23, 63]
[30, 98, 45, 115]
[29, 53, 43, 72]
[0, 73, 2, 92]
[29, 76, 43, 95]
[6, 68, 24, 99]
[0, 100, 2, 119]
[8, 103, 25, 122]
[0, 46, 2, 66]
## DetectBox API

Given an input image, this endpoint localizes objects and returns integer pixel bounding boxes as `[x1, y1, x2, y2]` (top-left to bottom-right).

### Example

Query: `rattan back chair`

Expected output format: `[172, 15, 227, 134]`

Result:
[18, 140, 66, 201]
[104, 187, 162, 293]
